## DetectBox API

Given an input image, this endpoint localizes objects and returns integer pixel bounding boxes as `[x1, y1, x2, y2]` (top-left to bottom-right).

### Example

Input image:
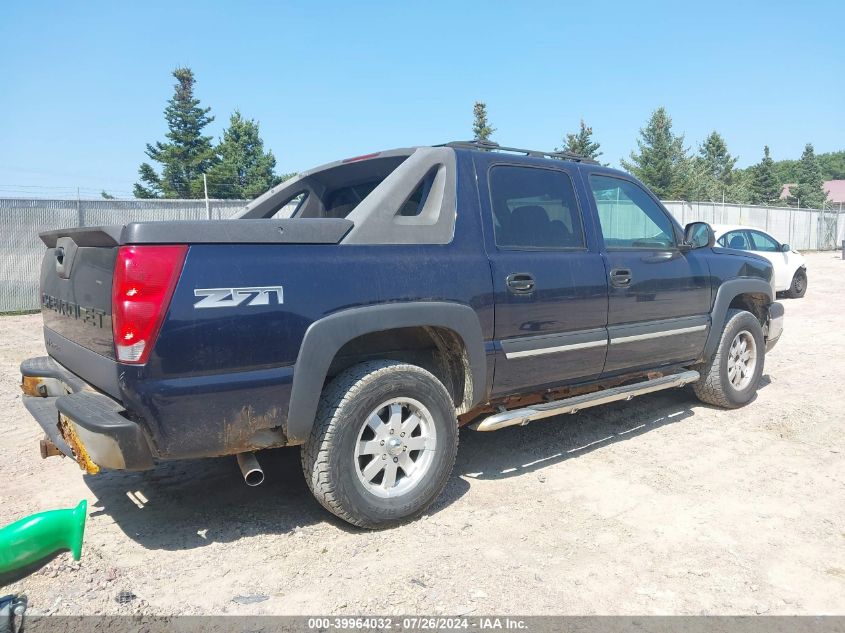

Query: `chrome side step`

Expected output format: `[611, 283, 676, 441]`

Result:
[470, 370, 700, 432]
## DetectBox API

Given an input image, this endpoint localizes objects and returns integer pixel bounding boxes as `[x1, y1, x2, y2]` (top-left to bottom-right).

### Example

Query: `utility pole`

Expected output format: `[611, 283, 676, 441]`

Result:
[203, 173, 211, 220]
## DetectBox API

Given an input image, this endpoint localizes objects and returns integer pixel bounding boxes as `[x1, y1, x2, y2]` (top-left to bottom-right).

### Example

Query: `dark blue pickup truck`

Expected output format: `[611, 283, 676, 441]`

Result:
[21, 141, 784, 528]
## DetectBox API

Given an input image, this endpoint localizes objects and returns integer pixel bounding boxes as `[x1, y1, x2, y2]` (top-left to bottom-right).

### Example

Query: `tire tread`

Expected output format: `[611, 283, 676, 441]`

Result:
[692, 309, 762, 408]
[300, 360, 457, 528]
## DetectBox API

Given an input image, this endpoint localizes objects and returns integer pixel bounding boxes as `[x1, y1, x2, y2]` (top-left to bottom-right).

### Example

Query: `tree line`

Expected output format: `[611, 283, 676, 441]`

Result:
[472, 101, 836, 209]
[125, 68, 835, 210]
[130, 68, 288, 200]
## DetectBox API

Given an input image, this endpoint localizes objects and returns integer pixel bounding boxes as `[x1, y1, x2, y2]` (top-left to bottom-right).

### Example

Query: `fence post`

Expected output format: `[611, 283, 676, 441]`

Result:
[76, 187, 84, 227]
[203, 174, 211, 220]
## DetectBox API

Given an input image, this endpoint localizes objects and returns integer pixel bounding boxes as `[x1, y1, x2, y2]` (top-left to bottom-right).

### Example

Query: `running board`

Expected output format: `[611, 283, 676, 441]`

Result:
[470, 370, 700, 432]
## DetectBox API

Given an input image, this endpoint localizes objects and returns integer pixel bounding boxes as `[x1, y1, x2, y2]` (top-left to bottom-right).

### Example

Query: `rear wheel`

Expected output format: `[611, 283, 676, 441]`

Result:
[301, 360, 459, 529]
[785, 268, 807, 298]
[693, 309, 765, 408]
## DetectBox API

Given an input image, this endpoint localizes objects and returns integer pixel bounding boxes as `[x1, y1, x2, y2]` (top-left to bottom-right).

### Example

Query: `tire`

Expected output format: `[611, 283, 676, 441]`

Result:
[692, 309, 765, 409]
[301, 360, 459, 529]
[785, 268, 807, 298]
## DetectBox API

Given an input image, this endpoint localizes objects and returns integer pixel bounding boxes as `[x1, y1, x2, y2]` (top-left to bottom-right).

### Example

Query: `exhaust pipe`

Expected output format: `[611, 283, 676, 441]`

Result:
[236, 452, 264, 487]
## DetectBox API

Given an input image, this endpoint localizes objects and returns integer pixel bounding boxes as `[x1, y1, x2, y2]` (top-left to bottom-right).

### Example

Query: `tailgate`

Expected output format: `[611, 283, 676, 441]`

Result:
[39, 227, 121, 395]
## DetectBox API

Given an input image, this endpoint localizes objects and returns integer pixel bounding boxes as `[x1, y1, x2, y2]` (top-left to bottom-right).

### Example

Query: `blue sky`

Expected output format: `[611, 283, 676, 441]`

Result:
[1, 0, 842, 198]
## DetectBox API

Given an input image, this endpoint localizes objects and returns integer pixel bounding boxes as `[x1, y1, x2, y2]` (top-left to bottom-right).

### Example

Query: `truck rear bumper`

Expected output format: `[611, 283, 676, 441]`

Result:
[20, 356, 155, 472]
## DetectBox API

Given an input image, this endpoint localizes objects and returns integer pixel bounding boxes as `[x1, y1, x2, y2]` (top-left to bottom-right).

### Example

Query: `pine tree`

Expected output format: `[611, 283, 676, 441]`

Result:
[790, 143, 828, 209]
[750, 146, 780, 205]
[698, 131, 737, 184]
[134, 68, 216, 198]
[560, 119, 602, 161]
[472, 102, 495, 142]
[620, 107, 689, 199]
[206, 111, 281, 199]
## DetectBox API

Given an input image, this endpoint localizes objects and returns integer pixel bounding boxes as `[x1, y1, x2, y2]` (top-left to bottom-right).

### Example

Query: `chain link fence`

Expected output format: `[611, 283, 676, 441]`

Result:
[1, 197, 842, 313]
[1, 198, 247, 312]
[663, 201, 844, 251]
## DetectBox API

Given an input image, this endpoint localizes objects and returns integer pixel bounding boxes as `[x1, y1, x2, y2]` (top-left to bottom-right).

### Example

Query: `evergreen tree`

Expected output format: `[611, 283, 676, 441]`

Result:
[818, 150, 845, 180]
[750, 146, 780, 205]
[100, 190, 115, 200]
[472, 101, 495, 142]
[134, 68, 216, 198]
[698, 131, 737, 184]
[621, 107, 689, 199]
[789, 143, 828, 209]
[206, 111, 281, 199]
[560, 119, 602, 161]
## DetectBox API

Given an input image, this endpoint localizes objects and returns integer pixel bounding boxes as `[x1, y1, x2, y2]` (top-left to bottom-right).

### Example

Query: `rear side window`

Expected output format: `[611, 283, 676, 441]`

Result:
[488, 166, 585, 249]
[720, 230, 750, 250]
[589, 175, 675, 249]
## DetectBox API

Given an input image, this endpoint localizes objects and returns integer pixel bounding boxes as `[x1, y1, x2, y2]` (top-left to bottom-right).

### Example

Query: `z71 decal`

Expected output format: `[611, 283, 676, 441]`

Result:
[193, 286, 284, 309]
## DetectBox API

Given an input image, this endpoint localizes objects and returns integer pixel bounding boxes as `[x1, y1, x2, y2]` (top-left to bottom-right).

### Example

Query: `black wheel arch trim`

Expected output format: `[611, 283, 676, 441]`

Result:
[286, 302, 486, 443]
[703, 278, 774, 361]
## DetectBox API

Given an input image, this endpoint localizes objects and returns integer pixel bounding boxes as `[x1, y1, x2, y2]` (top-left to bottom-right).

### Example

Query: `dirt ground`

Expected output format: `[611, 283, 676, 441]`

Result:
[1, 251, 843, 616]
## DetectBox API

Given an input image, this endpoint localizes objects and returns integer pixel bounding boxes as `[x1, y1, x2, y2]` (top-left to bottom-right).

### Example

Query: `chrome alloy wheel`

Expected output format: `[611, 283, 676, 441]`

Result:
[354, 397, 437, 498]
[727, 330, 757, 391]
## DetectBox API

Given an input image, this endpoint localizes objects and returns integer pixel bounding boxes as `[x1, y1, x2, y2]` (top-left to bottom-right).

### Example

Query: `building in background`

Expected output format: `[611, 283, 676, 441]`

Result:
[780, 180, 845, 209]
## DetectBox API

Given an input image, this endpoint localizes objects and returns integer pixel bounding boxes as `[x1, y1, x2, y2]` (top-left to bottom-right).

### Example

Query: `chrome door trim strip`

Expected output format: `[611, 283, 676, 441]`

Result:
[504, 338, 606, 359]
[610, 323, 707, 345]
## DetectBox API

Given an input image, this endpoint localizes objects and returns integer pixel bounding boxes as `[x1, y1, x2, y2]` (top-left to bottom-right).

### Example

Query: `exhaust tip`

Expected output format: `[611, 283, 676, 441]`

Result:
[243, 468, 265, 487]
[236, 452, 265, 487]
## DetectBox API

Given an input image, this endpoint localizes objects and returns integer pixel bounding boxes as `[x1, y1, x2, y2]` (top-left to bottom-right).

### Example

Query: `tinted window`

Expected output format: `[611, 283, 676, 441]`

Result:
[721, 230, 750, 250]
[489, 166, 584, 249]
[589, 175, 675, 249]
[323, 181, 381, 218]
[749, 231, 779, 252]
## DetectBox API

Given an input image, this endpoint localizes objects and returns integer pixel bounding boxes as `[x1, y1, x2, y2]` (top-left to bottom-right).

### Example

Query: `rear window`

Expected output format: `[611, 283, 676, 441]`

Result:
[292, 156, 407, 219]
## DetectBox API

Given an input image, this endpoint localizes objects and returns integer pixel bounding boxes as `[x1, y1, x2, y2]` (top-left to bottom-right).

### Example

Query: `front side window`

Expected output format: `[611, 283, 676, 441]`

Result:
[589, 175, 675, 249]
[488, 166, 585, 249]
[749, 231, 779, 252]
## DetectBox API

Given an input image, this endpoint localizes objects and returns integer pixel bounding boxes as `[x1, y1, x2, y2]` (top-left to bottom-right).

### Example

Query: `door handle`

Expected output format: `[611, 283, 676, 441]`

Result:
[610, 268, 632, 288]
[506, 273, 535, 294]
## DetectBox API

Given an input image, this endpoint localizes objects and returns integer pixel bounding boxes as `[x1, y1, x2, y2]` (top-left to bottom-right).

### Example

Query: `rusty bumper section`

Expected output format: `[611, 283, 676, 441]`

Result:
[20, 356, 155, 472]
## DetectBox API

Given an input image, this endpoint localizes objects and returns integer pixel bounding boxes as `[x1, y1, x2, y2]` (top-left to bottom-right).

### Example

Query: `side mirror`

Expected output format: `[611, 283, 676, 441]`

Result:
[780, 243, 791, 252]
[683, 222, 715, 250]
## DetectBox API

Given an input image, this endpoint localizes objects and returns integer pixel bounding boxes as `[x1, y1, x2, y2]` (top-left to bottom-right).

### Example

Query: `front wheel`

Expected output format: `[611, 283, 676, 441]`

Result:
[693, 309, 765, 408]
[301, 360, 459, 529]
[785, 268, 807, 298]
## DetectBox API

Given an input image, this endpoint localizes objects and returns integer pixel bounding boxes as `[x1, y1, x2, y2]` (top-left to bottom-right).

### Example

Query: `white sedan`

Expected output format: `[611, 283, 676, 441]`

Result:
[712, 224, 807, 298]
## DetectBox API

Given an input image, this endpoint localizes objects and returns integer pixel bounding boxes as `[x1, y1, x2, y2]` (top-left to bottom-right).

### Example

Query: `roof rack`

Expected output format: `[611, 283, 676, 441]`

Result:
[440, 140, 599, 165]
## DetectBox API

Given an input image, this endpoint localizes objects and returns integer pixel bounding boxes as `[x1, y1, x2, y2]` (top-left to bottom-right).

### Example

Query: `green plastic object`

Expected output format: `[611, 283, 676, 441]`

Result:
[0, 500, 87, 574]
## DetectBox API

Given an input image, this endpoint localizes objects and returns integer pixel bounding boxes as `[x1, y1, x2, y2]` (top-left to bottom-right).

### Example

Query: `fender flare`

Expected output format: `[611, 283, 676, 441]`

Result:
[286, 302, 486, 443]
[703, 278, 774, 361]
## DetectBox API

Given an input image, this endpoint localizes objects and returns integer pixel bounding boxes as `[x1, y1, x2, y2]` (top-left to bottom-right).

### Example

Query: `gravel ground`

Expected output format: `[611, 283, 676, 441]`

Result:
[1, 251, 843, 616]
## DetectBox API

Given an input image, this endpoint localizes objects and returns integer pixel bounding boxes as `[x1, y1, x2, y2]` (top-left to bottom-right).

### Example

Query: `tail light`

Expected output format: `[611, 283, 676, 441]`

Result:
[112, 245, 187, 364]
